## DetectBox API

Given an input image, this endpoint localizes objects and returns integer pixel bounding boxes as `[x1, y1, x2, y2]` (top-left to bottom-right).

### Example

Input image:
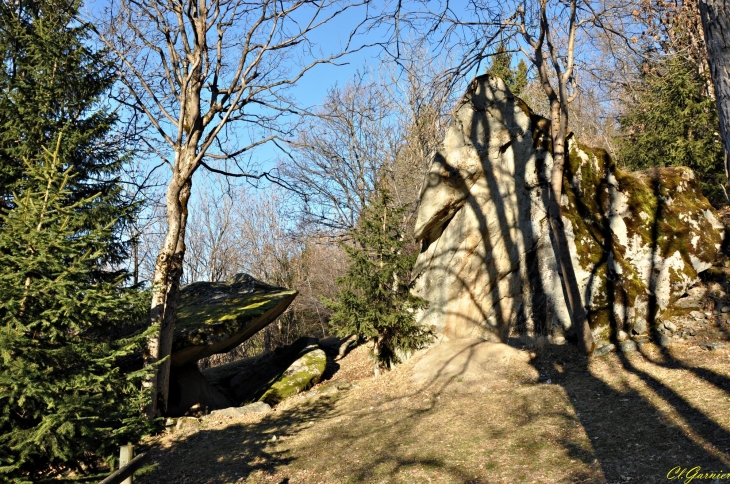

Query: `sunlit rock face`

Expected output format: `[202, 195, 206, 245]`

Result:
[411, 74, 723, 344]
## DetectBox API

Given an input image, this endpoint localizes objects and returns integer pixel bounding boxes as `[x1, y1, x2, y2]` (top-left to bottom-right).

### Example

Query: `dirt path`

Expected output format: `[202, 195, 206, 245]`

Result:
[137, 337, 730, 484]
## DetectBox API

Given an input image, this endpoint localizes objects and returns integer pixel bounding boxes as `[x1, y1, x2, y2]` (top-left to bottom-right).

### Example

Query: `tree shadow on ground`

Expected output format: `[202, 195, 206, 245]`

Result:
[529, 341, 730, 483]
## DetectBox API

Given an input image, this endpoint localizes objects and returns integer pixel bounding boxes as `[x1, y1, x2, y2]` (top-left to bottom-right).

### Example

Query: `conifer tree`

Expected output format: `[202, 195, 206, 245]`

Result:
[0, 141, 152, 480]
[618, 56, 725, 205]
[0, 0, 129, 248]
[325, 191, 432, 369]
[0, 0, 153, 479]
[486, 44, 529, 96]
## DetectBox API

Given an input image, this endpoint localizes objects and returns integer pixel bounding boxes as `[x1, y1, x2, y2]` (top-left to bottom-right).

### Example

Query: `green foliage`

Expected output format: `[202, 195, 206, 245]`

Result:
[324, 191, 432, 368]
[0, 142, 154, 481]
[618, 57, 725, 205]
[0, 0, 131, 250]
[0, 143, 154, 479]
[0, 0, 154, 479]
[486, 45, 529, 97]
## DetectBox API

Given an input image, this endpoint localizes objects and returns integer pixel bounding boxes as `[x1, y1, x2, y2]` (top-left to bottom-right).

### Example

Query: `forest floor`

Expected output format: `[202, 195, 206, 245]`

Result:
[136, 324, 730, 484]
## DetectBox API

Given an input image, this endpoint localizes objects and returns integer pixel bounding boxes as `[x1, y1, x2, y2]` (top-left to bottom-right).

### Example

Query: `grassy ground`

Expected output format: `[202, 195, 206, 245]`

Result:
[137, 335, 730, 484]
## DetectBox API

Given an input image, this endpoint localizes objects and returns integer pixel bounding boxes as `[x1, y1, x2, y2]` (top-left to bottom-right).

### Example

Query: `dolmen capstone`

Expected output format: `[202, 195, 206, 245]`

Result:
[411, 74, 724, 347]
[167, 273, 299, 416]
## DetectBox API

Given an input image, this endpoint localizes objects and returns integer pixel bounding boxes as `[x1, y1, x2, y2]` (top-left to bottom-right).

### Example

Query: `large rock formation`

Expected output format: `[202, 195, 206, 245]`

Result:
[165, 274, 297, 416]
[412, 74, 724, 345]
[171, 273, 297, 367]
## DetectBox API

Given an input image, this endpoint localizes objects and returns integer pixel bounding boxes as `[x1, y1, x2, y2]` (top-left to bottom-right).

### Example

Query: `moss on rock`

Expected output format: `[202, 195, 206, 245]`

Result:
[561, 138, 722, 341]
[258, 348, 327, 406]
[170, 273, 297, 367]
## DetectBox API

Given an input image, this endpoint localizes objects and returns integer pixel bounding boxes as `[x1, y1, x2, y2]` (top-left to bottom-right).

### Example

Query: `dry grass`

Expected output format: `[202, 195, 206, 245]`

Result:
[137, 337, 730, 484]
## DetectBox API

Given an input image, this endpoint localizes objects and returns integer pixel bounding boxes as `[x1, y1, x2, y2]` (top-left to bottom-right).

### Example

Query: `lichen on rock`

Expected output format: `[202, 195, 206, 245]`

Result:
[411, 74, 723, 346]
[170, 273, 297, 367]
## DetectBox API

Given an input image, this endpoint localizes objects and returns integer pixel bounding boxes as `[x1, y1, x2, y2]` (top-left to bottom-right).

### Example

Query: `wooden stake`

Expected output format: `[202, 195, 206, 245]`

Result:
[119, 444, 134, 484]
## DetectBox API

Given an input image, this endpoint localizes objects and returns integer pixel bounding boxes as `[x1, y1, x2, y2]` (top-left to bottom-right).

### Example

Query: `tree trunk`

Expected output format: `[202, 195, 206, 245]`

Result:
[698, 0, 730, 177]
[143, 161, 193, 417]
[547, 101, 595, 355]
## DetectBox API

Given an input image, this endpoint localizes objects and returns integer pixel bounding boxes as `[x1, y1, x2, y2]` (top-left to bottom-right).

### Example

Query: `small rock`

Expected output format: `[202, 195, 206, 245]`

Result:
[708, 282, 726, 299]
[594, 344, 616, 357]
[722, 306, 730, 313]
[687, 286, 707, 299]
[551, 335, 566, 345]
[336, 381, 352, 391]
[663, 321, 678, 333]
[617, 331, 629, 342]
[316, 384, 339, 396]
[619, 340, 638, 353]
[175, 416, 200, 430]
[165, 418, 175, 427]
[271, 435, 277, 442]
[700, 342, 728, 351]
[674, 297, 704, 309]
[688, 329, 698, 336]
[658, 335, 672, 347]
[209, 402, 272, 418]
[690, 310, 705, 320]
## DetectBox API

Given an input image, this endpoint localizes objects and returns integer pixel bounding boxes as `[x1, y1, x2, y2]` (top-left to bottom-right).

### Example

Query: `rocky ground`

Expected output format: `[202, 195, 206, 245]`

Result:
[135, 314, 730, 484]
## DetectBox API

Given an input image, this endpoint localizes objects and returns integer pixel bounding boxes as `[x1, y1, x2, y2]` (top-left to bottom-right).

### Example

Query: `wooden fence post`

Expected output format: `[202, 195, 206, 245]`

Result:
[119, 444, 134, 484]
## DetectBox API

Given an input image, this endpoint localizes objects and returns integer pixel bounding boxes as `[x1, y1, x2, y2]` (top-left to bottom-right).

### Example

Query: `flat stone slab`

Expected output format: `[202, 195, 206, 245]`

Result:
[171, 273, 297, 367]
[208, 402, 272, 418]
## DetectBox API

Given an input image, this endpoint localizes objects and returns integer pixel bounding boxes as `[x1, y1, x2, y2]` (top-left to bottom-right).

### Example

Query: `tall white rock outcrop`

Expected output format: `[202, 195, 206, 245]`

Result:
[411, 74, 723, 344]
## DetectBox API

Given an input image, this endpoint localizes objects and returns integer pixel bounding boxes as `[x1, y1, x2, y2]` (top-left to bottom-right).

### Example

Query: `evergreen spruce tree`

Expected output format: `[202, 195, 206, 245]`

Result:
[0, 141, 153, 480]
[0, 0, 153, 479]
[618, 56, 725, 205]
[325, 191, 432, 369]
[486, 44, 529, 96]
[0, 0, 129, 250]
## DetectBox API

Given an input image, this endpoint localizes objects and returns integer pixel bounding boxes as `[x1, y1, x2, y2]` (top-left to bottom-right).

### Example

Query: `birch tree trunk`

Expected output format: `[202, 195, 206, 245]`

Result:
[97, 0, 367, 417]
[520, 0, 595, 355]
[698, 0, 730, 177]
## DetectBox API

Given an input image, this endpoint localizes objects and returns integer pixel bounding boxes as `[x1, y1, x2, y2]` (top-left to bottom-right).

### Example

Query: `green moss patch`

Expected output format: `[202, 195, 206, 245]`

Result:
[170, 274, 297, 363]
[561, 138, 721, 338]
[258, 348, 327, 406]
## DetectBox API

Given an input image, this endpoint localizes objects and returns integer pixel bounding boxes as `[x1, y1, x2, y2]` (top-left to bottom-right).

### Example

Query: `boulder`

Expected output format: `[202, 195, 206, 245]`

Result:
[171, 273, 297, 367]
[258, 348, 327, 406]
[412, 74, 723, 345]
[204, 336, 327, 405]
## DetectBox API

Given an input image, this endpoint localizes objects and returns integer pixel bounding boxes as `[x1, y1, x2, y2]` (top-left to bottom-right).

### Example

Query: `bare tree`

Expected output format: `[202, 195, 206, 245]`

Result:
[513, 0, 595, 354]
[95, 0, 367, 416]
[183, 176, 241, 283]
[280, 72, 398, 235]
[281, 50, 454, 238]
